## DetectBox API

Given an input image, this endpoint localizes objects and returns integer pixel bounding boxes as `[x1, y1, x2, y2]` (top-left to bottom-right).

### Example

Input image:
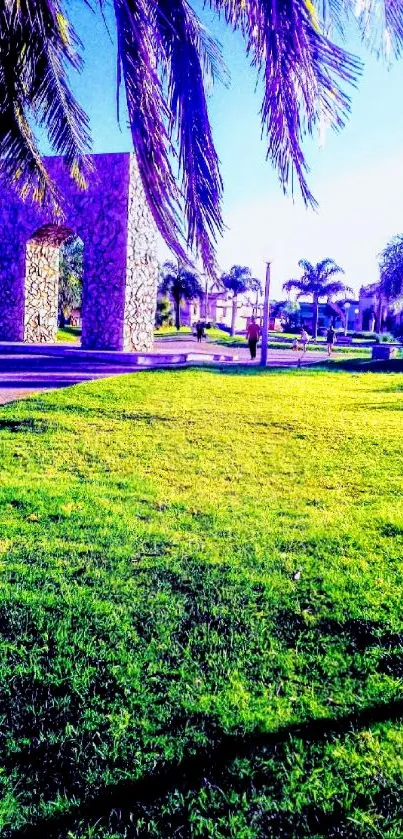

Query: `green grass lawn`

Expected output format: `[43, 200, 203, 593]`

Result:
[154, 326, 192, 337]
[56, 326, 81, 343]
[56, 326, 193, 343]
[1, 368, 403, 837]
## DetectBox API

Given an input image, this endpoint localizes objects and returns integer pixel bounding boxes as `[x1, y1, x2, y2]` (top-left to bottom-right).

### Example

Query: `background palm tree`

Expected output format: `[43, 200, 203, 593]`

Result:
[159, 261, 203, 331]
[220, 266, 261, 335]
[3, 0, 399, 273]
[283, 259, 351, 340]
[59, 237, 83, 325]
[376, 234, 403, 332]
[379, 235, 403, 301]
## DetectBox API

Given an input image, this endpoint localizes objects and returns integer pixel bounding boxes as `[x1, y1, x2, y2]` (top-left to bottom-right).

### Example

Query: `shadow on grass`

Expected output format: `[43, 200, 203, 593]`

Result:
[8, 696, 403, 839]
[0, 418, 53, 433]
[4, 569, 403, 838]
[274, 611, 403, 651]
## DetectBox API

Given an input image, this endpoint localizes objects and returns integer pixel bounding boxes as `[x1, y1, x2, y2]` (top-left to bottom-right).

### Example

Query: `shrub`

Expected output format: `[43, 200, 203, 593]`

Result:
[375, 332, 397, 344]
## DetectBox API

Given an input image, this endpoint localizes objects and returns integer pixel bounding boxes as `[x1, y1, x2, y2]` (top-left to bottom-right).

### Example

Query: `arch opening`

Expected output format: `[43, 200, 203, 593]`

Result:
[24, 224, 83, 343]
[59, 236, 83, 334]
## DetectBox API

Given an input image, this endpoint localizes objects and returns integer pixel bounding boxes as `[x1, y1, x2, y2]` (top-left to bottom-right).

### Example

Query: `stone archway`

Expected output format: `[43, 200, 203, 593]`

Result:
[24, 224, 75, 343]
[0, 153, 158, 351]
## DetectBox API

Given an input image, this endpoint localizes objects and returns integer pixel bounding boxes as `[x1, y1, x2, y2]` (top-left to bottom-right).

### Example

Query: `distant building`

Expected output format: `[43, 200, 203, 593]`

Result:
[167, 289, 262, 333]
[358, 282, 403, 333]
[273, 299, 360, 333]
[69, 308, 82, 327]
[163, 284, 403, 336]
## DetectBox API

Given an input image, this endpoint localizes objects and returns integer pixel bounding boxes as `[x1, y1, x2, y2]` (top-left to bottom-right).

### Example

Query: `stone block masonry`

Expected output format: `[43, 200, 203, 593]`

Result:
[123, 156, 158, 352]
[0, 153, 158, 351]
[24, 240, 59, 343]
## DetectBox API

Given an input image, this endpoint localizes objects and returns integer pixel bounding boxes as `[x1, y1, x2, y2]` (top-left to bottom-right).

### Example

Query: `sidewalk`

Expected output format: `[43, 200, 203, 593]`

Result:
[0, 340, 329, 405]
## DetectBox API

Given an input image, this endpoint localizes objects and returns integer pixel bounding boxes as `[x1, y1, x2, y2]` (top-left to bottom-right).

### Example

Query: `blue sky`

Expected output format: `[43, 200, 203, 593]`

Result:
[42, 1, 403, 297]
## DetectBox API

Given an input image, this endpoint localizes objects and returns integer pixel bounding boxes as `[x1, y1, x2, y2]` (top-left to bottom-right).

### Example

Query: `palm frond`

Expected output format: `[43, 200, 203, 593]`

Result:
[167, 1, 229, 91]
[283, 278, 307, 293]
[159, 260, 203, 299]
[0, 1, 92, 211]
[352, 0, 403, 59]
[249, 276, 262, 293]
[317, 0, 350, 37]
[113, 0, 226, 274]
[283, 275, 314, 294]
[114, 0, 187, 264]
[325, 280, 352, 296]
[153, 0, 225, 274]
[316, 257, 344, 276]
[298, 258, 316, 275]
[211, 0, 361, 206]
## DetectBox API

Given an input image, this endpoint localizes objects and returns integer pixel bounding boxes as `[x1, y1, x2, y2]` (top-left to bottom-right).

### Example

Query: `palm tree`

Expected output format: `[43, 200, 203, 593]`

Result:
[220, 266, 261, 335]
[2, 1, 399, 274]
[379, 234, 403, 303]
[374, 235, 403, 332]
[283, 259, 351, 340]
[159, 261, 203, 331]
[59, 237, 83, 324]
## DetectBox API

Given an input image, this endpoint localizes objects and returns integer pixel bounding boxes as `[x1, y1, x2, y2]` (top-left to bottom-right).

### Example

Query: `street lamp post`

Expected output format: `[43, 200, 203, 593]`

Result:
[260, 261, 271, 367]
[204, 277, 209, 321]
[344, 301, 350, 337]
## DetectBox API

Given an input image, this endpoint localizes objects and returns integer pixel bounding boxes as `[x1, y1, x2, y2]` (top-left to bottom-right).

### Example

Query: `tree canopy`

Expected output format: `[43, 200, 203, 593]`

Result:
[59, 237, 83, 321]
[379, 234, 403, 303]
[159, 260, 203, 329]
[283, 258, 350, 339]
[220, 265, 261, 298]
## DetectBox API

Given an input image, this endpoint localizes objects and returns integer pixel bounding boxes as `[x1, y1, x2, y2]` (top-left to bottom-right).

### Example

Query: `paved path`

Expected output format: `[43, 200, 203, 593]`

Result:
[0, 342, 329, 405]
[158, 338, 328, 365]
[0, 354, 147, 404]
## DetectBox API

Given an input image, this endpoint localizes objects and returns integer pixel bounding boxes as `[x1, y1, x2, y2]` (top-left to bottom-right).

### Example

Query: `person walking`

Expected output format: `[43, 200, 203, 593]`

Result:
[296, 326, 309, 367]
[196, 320, 204, 343]
[246, 316, 260, 360]
[326, 325, 336, 356]
[299, 326, 309, 355]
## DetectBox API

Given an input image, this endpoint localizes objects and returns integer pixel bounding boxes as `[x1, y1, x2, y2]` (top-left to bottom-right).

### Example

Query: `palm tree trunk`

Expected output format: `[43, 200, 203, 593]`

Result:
[231, 296, 237, 336]
[175, 297, 181, 331]
[312, 294, 319, 341]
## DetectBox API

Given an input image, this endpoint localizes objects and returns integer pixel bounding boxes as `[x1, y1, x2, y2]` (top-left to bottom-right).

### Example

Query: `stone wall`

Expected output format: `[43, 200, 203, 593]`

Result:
[0, 153, 158, 350]
[24, 240, 59, 343]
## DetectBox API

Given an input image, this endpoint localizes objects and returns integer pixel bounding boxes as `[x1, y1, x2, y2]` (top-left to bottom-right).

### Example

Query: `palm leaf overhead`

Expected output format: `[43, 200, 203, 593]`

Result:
[145, 0, 226, 269]
[212, 0, 361, 205]
[0, 0, 91, 210]
[1, 0, 403, 271]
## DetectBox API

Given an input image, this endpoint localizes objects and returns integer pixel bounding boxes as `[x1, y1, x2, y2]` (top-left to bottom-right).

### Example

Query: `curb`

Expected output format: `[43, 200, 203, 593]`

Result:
[0, 343, 238, 366]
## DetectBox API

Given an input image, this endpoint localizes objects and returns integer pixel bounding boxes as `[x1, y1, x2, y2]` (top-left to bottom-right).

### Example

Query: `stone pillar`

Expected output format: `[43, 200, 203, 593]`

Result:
[24, 240, 59, 342]
[81, 154, 158, 352]
[123, 156, 158, 352]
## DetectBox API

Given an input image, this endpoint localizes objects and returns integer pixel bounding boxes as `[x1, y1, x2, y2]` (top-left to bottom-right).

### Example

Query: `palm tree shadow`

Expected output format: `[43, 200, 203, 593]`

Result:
[9, 697, 403, 839]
